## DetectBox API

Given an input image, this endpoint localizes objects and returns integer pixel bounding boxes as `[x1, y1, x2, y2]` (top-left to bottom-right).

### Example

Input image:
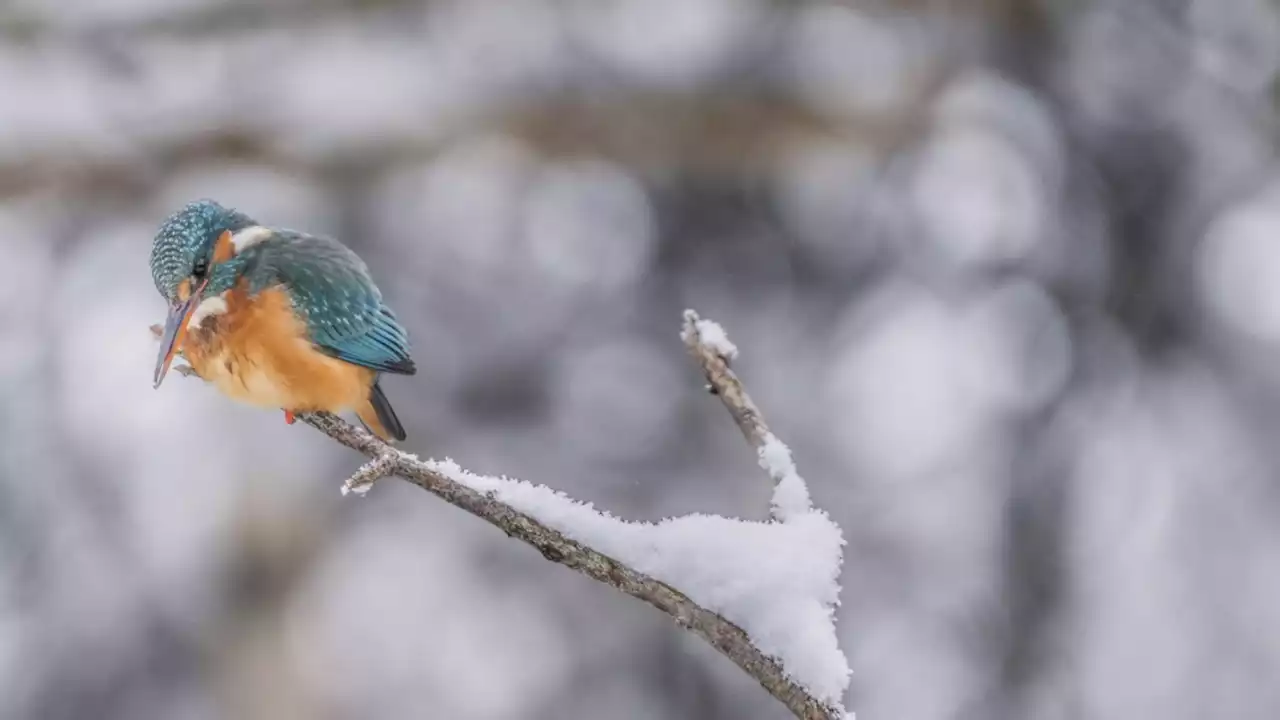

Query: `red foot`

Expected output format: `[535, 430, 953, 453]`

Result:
[283, 410, 296, 425]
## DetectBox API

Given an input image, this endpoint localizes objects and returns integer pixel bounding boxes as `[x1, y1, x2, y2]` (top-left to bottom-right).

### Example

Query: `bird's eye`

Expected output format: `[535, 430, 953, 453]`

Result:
[193, 258, 208, 279]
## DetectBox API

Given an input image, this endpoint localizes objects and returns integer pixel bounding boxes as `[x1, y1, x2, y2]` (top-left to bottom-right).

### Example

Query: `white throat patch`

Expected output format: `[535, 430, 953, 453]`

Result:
[187, 293, 229, 329]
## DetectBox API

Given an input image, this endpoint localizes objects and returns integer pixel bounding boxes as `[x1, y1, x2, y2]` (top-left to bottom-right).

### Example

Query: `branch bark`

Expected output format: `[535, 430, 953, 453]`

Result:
[681, 311, 773, 458]
[235, 313, 843, 719]
[682, 309, 817, 523]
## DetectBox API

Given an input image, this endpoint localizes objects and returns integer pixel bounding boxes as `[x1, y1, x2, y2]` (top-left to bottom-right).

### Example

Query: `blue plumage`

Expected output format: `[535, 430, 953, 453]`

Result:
[149, 199, 415, 441]
[239, 229, 416, 375]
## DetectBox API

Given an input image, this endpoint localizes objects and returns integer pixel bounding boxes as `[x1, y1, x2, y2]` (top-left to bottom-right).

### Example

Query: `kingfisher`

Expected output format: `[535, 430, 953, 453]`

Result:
[150, 199, 415, 442]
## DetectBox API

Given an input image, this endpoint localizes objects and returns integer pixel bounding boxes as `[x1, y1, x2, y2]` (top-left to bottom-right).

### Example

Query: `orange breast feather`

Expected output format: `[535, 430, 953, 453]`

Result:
[182, 284, 376, 414]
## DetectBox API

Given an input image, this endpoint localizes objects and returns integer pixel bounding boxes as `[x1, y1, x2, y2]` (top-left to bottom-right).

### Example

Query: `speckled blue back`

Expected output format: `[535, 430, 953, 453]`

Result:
[239, 232, 416, 375]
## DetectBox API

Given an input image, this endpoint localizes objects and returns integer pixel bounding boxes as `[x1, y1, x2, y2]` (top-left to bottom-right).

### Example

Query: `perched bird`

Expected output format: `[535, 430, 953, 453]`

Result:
[150, 199, 415, 441]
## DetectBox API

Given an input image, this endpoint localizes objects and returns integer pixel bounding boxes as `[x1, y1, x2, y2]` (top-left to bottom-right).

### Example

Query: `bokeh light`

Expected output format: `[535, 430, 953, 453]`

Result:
[3, 2, 1280, 719]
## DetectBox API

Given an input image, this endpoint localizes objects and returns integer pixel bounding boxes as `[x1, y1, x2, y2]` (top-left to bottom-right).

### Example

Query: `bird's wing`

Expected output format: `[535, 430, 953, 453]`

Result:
[248, 231, 416, 375]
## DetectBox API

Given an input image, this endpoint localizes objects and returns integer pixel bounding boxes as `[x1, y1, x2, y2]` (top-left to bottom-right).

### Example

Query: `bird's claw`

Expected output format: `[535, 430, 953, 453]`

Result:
[283, 410, 296, 425]
[173, 364, 200, 378]
[149, 323, 163, 338]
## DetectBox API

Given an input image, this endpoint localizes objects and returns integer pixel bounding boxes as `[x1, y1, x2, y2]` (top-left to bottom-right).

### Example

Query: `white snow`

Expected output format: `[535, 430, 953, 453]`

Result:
[345, 313, 848, 708]
[758, 433, 814, 521]
[409, 453, 851, 706]
[684, 314, 739, 360]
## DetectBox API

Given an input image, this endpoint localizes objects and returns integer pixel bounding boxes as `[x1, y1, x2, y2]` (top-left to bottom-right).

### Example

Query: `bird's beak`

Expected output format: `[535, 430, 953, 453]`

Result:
[153, 279, 205, 389]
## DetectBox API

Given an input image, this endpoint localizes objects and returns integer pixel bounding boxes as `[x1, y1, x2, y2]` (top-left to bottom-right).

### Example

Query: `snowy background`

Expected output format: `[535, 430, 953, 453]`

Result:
[4, 0, 1280, 718]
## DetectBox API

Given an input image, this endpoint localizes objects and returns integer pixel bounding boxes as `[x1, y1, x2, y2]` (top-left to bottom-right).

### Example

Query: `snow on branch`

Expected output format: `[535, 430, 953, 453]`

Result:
[681, 310, 814, 521]
[163, 313, 853, 719]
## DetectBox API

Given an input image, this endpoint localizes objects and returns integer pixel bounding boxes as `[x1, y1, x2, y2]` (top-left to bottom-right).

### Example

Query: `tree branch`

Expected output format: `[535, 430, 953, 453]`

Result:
[165, 313, 848, 719]
[681, 309, 815, 522]
[340, 451, 398, 497]
[300, 412, 844, 719]
[681, 309, 771, 450]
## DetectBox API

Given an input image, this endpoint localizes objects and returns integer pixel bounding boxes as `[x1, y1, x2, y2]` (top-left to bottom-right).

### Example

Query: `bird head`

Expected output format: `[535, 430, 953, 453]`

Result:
[149, 199, 257, 388]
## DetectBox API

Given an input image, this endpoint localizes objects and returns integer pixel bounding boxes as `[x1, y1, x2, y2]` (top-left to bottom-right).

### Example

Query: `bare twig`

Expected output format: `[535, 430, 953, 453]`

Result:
[681, 310, 768, 447]
[341, 452, 398, 497]
[163, 313, 846, 719]
[681, 309, 812, 521]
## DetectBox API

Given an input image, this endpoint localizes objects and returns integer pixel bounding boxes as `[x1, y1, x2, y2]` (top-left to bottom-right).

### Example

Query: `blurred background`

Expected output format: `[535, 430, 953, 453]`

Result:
[4, 0, 1280, 718]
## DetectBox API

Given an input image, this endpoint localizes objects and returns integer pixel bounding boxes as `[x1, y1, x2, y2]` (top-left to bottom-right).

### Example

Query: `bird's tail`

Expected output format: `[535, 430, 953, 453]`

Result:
[357, 379, 407, 442]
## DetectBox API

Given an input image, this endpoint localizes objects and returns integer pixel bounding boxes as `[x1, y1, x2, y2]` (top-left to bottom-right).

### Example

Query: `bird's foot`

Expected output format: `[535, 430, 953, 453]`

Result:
[283, 410, 297, 425]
